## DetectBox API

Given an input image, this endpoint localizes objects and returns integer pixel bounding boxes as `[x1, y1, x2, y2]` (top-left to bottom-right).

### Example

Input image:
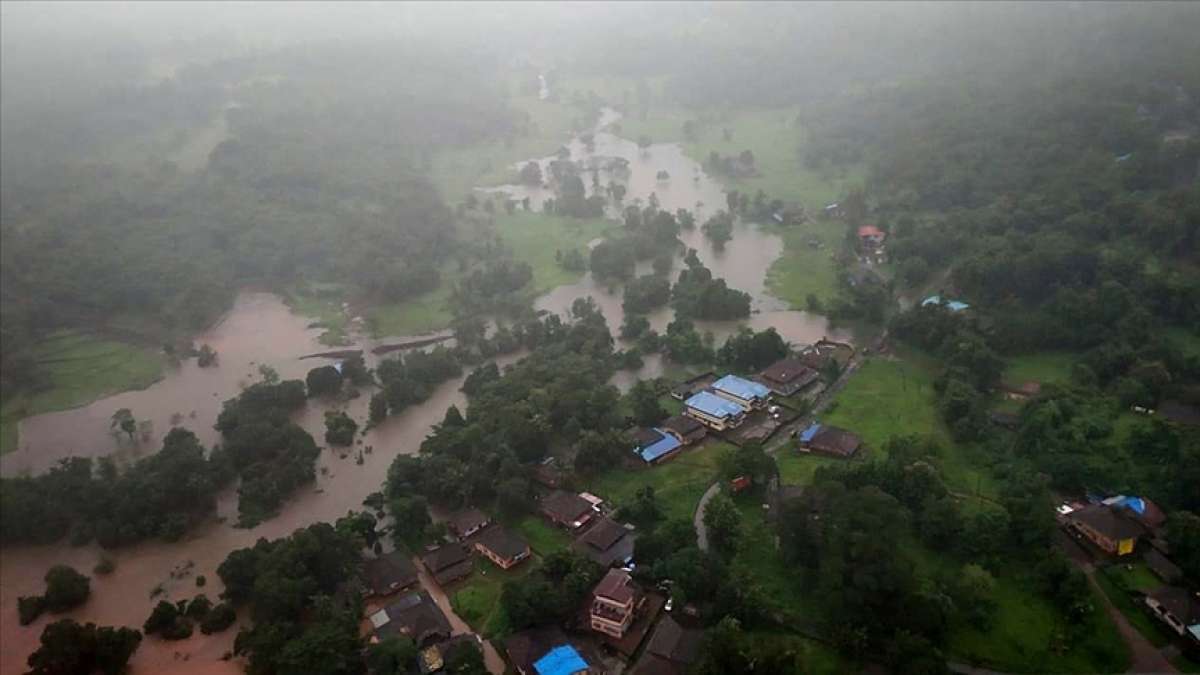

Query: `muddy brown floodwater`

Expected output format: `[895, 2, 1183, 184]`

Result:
[1, 107, 854, 674]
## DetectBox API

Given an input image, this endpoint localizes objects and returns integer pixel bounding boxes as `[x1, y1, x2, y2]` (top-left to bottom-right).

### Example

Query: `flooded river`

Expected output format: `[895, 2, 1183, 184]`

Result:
[0, 108, 850, 673]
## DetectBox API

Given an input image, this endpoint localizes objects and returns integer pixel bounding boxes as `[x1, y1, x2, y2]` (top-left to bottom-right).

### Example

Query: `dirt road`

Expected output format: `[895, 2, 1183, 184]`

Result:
[412, 557, 507, 675]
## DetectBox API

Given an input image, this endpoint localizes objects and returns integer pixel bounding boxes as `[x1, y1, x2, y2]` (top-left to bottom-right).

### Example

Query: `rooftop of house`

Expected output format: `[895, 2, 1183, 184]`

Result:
[1069, 504, 1146, 541]
[578, 517, 631, 553]
[1001, 380, 1042, 396]
[1160, 400, 1200, 426]
[447, 508, 491, 535]
[542, 491, 594, 523]
[1112, 495, 1167, 530]
[1145, 549, 1183, 583]
[1148, 586, 1200, 626]
[362, 550, 418, 596]
[857, 225, 885, 238]
[809, 425, 863, 457]
[630, 427, 666, 448]
[661, 414, 705, 436]
[594, 568, 636, 606]
[421, 542, 470, 573]
[711, 374, 771, 401]
[371, 591, 452, 644]
[419, 634, 483, 675]
[534, 645, 590, 675]
[635, 430, 682, 463]
[684, 391, 744, 419]
[758, 358, 819, 386]
[644, 615, 703, 665]
[503, 627, 600, 675]
[476, 525, 529, 561]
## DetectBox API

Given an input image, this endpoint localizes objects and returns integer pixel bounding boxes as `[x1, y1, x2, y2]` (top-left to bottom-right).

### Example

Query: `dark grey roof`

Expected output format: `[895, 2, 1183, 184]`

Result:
[375, 591, 452, 646]
[1160, 400, 1200, 426]
[809, 425, 862, 457]
[476, 525, 529, 561]
[759, 359, 819, 387]
[1069, 504, 1146, 541]
[645, 615, 703, 664]
[541, 491, 593, 523]
[448, 508, 491, 535]
[1145, 549, 1183, 583]
[579, 517, 629, 552]
[662, 414, 704, 436]
[421, 542, 470, 573]
[631, 427, 666, 448]
[362, 550, 418, 596]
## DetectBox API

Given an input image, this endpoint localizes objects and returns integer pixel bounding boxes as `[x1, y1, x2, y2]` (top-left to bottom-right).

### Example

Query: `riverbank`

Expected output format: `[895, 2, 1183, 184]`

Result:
[0, 331, 165, 456]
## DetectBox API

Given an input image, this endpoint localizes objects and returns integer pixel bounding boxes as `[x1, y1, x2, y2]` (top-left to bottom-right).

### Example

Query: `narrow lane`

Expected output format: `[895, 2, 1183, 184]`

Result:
[412, 557, 507, 675]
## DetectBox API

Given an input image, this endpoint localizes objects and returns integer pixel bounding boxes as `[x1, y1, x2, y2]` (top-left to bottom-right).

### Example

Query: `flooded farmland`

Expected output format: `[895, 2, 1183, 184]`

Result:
[0, 107, 851, 674]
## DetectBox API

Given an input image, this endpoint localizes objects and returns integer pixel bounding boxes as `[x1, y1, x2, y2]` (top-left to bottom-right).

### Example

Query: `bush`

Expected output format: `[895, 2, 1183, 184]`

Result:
[93, 558, 116, 575]
[42, 565, 90, 612]
[195, 575, 206, 587]
[18, 595, 46, 625]
[199, 603, 237, 635]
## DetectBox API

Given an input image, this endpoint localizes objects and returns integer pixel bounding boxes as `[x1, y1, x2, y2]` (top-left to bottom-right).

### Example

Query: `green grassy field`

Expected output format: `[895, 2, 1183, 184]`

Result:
[366, 284, 458, 338]
[1003, 352, 1076, 387]
[731, 496, 826, 623]
[820, 350, 999, 497]
[510, 515, 572, 557]
[946, 568, 1130, 673]
[0, 331, 165, 454]
[450, 555, 534, 638]
[584, 440, 732, 522]
[776, 452, 842, 486]
[494, 212, 616, 295]
[283, 282, 353, 346]
[764, 219, 847, 310]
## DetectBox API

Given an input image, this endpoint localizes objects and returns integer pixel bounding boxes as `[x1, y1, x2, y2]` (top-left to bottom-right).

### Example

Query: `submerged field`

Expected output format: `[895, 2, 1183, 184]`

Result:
[0, 332, 164, 455]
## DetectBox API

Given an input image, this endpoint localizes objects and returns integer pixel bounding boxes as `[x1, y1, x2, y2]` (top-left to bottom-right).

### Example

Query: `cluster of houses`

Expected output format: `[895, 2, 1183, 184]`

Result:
[1061, 495, 1200, 653]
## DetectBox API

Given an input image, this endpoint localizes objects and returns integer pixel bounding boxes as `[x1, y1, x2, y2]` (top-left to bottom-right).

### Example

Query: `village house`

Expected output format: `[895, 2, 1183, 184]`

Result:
[420, 542, 473, 585]
[418, 634, 485, 674]
[631, 615, 704, 675]
[1066, 504, 1145, 556]
[361, 550, 419, 598]
[573, 516, 636, 568]
[1160, 399, 1200, 427]
[710, 374, 772, 411]
[661, 414, 707, 446]
[630, 427, 683, 464]
[534, 457, 565, 489]
[503, 626, 605, 675]
[857, 225, 886, 249]
[590, 568, 642, 639]
[798, 422, 863, 458]
[756, 357, 820, 397]
[1146, 549, 1184, 584]
[1109, 495, 1167, 532]
[368, 590, 453, 647]
[474, 525, 531, 570]
[683, 391, 745, 431]
[447, 508, 492, 541]
[1144, 586, 1200, 646]
[541, 490, 596, 530]
[999, 380, 1042, 402]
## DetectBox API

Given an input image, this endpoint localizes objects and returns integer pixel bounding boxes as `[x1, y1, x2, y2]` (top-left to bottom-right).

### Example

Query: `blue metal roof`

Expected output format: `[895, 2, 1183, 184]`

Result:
[638, 429, 682, 463]
[712, 374, 770, 401]
[534, 645, 588, 675]
[799, 422, 822, 443]
[921, 295, 970, 312]
[685, 391, 744, 419]
[1114, 496, 1146, 514]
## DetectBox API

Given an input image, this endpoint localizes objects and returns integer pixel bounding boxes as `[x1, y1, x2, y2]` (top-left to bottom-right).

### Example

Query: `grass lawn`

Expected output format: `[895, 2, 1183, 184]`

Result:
[493, 212, 616, 295]
[776, 452, 843, 486]
[0, 331, 165, 454]
[1003, 352, 1076, 386]
[821, 350, 999, 497]
[744, 629, 849, 675]
[510, 515, 572, 557]
[585, 440, 733, 522]
[450, 556, 534, 638]
[283, 282, 352, 346]
[366, 283, 457, 338]
[764, 219, 847, 310]
[1094, 566, 1171, 649]
[947, 568, 1130, 673]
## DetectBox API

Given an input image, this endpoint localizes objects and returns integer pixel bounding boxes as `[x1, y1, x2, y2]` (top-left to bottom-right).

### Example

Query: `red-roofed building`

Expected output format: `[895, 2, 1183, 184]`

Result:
[590, 569, 642, 638]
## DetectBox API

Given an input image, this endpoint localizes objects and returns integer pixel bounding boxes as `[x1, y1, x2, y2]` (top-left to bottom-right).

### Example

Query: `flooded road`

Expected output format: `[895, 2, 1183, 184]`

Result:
[1, 109, 851, 673]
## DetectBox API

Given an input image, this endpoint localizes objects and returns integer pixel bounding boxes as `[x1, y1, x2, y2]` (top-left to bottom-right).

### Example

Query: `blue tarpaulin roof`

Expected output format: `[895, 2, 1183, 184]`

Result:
[799, 422, 822, 443]
[637, 429, 682, 463]
[922, 295, 970, 312]
[712, 374, 770, 401]
[534, 645, 588, 675]
[1114, 496, 1147, 514]
[685, 391, 744, 419]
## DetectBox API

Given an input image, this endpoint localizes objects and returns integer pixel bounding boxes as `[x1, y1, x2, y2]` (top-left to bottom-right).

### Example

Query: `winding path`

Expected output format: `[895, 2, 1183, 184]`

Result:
[693, 483, 721, 551]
